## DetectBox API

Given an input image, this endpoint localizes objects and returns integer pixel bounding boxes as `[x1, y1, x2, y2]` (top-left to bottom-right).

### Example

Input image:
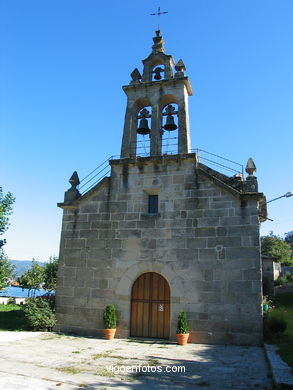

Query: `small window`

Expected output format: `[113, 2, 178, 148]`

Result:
[148, 195, 158, 214]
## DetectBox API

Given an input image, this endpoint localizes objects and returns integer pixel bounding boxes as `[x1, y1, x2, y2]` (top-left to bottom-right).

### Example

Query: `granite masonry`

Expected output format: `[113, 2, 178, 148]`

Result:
[55, 31, 267, 346]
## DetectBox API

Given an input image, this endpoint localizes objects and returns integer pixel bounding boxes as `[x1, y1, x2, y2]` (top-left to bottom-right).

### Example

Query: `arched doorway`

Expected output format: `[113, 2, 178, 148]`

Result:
[130, 272, 170, 339]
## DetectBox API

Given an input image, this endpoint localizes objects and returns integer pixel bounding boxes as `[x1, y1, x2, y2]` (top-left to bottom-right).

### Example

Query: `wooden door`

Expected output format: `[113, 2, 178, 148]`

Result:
[130, 272, 170, 339]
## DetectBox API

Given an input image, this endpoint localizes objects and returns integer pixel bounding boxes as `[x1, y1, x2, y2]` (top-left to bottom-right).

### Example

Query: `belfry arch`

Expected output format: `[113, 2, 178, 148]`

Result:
[161, 102, 179, 154]
[136, 105, 152, 157]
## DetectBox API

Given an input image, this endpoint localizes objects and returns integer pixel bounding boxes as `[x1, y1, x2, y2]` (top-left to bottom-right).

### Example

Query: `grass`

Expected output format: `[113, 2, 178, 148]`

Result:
[92, 351, 112, 359]
[0, 304, 30, 331]
[92, 351, 125, 360]
[148, 359, 160, 366]
[56, 366, 83, 374]
[98, 368, 115, 377]
[41, 334, 62, 340]
[265, 293, 293, 370]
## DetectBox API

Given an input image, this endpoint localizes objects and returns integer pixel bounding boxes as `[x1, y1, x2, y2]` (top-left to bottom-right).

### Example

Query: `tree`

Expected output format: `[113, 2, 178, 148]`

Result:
[0, 186, 16, 287]
[0, 187, 15, 249]
[261, 232, 292, 265]
[0, 250, 15, 289]
[18, 259, 44, 297]
[43, 256, 58, 291]
[284, 231, 293, 257]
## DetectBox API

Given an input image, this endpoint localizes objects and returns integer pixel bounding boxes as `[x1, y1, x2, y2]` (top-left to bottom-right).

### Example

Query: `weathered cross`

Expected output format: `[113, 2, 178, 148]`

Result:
[150, 6, 168, 30]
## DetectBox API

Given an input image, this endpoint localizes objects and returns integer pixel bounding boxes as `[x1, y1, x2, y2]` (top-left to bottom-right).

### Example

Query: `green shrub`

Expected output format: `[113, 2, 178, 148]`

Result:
[7, 297, 15, 305]
[23, 298, 56, 331]
[176, 311, 189, 334]
[275, 272, 293, 286]
[103, 304, 117, 329]
[264, 309, 287, 338]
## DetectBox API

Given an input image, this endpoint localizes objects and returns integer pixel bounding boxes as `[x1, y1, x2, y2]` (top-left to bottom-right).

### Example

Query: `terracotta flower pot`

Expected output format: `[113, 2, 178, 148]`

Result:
[176, 333, 189, 345]
[103, 328, 116, 340]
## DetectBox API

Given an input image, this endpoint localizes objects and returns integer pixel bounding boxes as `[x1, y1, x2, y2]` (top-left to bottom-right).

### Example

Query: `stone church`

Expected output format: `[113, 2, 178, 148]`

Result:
[56, 31, 267, 345]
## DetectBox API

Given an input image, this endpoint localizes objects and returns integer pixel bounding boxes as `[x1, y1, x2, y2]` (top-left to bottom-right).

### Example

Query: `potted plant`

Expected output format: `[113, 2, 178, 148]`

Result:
[103, 304, 117, 340]
[176, 311, 189, 345]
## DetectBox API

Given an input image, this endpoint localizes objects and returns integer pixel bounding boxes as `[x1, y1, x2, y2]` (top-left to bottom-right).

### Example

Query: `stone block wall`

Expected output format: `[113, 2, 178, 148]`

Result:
[56, 154, 263, 345]
[262, 257, 281, 295]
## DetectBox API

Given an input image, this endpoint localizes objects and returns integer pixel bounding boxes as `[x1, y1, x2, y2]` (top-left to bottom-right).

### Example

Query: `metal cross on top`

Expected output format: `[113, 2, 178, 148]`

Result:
[150, 6, 168, 30]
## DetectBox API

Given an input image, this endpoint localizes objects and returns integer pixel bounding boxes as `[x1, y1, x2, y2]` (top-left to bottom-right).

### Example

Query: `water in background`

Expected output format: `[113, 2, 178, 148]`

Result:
[0, 286, 47, 298]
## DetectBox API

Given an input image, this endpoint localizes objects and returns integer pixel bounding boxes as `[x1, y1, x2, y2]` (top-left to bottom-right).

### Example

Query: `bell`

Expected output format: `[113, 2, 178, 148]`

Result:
[154, 69, 162, 80]
[153, 67, 164, 80]
[137, 118, 150, 135]
[163, 115, 177, 131]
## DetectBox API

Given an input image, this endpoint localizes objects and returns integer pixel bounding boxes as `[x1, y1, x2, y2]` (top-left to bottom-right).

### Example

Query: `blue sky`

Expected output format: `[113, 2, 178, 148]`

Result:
[1, 0, 292, 261]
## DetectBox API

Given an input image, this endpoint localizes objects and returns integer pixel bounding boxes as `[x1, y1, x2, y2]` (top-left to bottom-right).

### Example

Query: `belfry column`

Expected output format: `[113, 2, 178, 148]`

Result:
[121, 101, 137, 158]
[150, 105, 162, 156]
[177, 87, 191, 154]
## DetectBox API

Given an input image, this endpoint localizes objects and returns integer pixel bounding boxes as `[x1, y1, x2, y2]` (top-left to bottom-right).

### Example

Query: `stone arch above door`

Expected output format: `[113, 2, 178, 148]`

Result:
[115, 261, 185, 298]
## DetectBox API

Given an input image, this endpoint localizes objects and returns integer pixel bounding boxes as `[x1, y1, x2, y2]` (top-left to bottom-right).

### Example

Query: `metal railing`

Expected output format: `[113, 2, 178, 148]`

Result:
[134, 136, 179, 157]
[135, 137, 151, 157]
[78, 148, 244, 196]
[194, 148, 244, 176]
[79, 156, 116, 195]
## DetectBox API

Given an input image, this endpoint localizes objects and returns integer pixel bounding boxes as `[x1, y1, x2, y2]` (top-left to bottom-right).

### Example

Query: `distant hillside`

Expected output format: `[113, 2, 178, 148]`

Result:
[9, 260, 45, 277]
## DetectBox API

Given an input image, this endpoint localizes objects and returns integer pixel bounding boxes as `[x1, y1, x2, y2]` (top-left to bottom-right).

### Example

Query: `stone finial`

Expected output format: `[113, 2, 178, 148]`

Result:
[130, 68, 142, 84]
[245, 158, 256, 176]
[175, 59, 186, 72]
[175, 59, 186, 78]
[64, 171, 81, 203]
[152, 30, 165, 53]
[244, 158, 258, 193]
[69, 171, 80, 188]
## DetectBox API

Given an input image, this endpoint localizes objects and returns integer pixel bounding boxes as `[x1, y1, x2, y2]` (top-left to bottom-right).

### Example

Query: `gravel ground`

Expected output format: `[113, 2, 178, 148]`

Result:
[0, 332, 274, 390]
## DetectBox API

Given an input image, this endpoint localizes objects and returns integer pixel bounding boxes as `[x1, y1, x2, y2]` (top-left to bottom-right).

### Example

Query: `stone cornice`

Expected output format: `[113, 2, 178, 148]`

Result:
[110, 153, 196, 166]
[122, 76, 193, 96]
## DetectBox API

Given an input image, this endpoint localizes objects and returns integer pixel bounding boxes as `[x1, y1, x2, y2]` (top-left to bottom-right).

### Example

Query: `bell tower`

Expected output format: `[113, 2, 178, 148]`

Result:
[120, 31, 193, 158]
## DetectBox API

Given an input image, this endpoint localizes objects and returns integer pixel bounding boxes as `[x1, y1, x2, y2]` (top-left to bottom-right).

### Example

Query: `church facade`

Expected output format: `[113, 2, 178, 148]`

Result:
[55, 31, 267, 345]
